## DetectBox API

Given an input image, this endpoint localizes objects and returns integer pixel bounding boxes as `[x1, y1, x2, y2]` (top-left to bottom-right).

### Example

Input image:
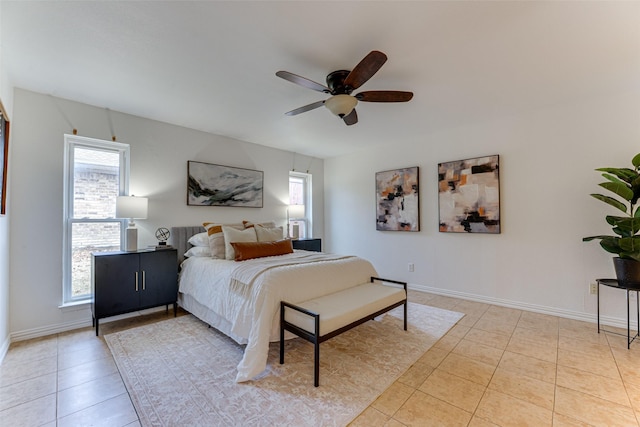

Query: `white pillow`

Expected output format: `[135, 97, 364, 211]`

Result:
[184, 246, 212, 258]
[188, 232, 209, 247]
[222, 226, 257, 260]
[255, 224, 284, 242]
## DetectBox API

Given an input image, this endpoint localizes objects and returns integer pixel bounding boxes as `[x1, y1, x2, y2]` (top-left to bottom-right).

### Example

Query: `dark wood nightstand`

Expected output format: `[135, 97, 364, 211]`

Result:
[91, 249, 178, 335]
[292, 238, 322, 252]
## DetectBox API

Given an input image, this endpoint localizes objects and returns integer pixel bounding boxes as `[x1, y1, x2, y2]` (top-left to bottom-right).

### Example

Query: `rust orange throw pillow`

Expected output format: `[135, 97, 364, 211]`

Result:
[230, 239, 293, 261]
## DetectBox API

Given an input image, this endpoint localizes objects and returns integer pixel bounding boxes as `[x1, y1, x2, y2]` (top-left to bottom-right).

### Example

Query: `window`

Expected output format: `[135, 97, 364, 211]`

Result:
[289, 171, 311, 239]
[62, 135, 130, 304]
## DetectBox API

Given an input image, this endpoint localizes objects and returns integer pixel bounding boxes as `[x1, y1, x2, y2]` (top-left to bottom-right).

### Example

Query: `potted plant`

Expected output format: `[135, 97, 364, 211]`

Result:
[583, 153, 640, 288]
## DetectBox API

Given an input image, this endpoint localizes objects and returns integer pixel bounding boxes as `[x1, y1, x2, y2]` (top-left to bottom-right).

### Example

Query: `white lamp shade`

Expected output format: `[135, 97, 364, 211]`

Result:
[116, 196, 148, 219]
[289, 204, 305, 219]
[324, 94, 358, 117]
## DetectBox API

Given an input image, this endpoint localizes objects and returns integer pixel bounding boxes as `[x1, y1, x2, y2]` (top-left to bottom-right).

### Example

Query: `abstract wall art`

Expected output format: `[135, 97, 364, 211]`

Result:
[0, 105, 9, 216]
[375, 166, 420, 231]
[438, 155, 500, 233]
[187, 161, 263, 207]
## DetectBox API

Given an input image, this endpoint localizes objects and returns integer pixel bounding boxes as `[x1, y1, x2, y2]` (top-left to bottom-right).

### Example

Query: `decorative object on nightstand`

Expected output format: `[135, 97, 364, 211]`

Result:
[91, 248, 178, 335]
[116, 195, 148, 251]
[583, 153, 640, 288]
[288, 204, 305, 240]
[155, 227, 172, 249]
[292, 238, 321, 252]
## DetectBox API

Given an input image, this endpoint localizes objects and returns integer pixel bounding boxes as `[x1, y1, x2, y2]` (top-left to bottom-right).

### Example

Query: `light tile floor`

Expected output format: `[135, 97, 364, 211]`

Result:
[1, 291, 639, 427]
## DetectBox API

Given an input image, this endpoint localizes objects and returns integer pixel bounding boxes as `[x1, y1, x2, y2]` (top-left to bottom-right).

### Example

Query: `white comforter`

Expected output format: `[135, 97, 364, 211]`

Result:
[178, 251, 378, 382]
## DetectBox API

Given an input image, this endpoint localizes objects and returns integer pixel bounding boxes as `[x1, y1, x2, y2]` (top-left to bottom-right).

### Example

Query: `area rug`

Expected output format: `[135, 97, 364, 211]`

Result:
[105, 302, 463, 427]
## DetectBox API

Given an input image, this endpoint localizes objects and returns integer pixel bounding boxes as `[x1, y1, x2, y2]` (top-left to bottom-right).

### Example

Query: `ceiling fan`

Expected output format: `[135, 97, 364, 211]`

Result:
[276, 50, 413, 126]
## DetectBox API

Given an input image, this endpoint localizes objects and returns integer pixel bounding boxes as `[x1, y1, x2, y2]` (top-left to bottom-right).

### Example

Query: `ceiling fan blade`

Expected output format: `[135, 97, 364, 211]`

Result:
[284, 100, 326, 116]
[356, 91, 414, 102]
[343, 50, 388, 90]
[276, 71, 330, 93]
[342, 109, 358, 126]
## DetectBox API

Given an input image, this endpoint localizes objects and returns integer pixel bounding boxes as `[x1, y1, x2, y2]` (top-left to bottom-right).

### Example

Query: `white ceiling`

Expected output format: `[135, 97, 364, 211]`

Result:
[3, 1, 639, 159]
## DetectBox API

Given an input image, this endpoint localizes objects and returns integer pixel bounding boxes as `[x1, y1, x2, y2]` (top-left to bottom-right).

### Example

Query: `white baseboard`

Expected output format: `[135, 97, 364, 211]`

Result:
[409, 283, 637, 330]
[10, 318, 94, 342]
[0, 334, 10, 365]
[9, 306, 168, 343]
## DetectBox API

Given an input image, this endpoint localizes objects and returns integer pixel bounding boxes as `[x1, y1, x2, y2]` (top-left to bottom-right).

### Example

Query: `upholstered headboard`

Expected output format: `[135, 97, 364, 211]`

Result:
[170, 226, 206, 265]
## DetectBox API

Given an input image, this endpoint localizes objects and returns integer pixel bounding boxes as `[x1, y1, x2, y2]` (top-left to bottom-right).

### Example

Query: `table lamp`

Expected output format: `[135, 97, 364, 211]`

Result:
[116, 195, 148, 251]
[288, 204, 305, 240]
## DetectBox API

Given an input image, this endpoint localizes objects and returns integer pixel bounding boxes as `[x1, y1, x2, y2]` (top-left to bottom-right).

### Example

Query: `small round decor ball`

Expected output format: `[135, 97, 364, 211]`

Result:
[155, 227, 170, 245]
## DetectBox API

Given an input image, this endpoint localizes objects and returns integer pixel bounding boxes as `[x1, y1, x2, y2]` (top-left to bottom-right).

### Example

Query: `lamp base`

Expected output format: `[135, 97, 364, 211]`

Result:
[292, 224, 299, 240]
[125, 227, 138, 251]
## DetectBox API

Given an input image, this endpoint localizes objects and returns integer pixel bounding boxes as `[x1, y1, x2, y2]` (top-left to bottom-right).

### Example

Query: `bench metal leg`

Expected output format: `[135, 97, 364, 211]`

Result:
[314, 341, 320, 387]
[404, 301, 407, 331]
[280, 302, 285, 364]
[314, 310, 320, 387]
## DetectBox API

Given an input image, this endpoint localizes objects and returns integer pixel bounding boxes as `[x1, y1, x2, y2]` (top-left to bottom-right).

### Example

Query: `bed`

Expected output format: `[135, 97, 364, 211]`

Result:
[171, 225, 378, 382]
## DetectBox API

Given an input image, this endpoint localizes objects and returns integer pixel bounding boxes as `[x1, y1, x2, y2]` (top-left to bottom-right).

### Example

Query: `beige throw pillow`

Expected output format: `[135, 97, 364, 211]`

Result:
[222, 226, 258, 260]
[203, 222, 244, 259]
[255, 224, 284, 242]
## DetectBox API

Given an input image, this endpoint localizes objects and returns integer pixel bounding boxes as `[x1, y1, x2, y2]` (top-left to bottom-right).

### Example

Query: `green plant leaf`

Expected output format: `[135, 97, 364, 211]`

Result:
[600, 237, 622, 254]
[619, 236, 640, 252]
[590, 194, 627, 213]
[596, 167, 638, 183]
[621, 252, 640, 262]
[632, 153, 640, 168]
[599, 181, 634, 201]
[583, 235, 613, 242]
[607, 216, 640, 233]
[602, 173, 626, 185]
[631, 175, 640, 205]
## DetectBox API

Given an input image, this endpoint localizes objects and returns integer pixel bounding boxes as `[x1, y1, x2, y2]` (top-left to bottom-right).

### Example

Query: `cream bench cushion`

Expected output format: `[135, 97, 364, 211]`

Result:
[284, 282, 406, 336]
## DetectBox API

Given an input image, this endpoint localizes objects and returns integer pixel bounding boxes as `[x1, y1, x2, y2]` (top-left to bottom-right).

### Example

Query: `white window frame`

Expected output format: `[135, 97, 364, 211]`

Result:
[289, 171, 312, 239]
[62, 134, 130, 305]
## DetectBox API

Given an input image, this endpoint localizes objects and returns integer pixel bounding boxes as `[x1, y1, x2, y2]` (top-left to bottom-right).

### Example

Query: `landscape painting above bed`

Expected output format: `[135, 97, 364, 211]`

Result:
[438, 155, 500, 233]
[187, 160, 263, 207]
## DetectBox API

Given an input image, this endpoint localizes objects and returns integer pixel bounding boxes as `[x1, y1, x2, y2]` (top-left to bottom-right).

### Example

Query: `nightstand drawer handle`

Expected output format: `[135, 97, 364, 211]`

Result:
[142, 270, 146, 290]
[135, 271, 139, 291]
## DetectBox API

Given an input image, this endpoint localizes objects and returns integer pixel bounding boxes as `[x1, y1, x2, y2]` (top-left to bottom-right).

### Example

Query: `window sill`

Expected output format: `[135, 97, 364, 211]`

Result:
[58, 300, 91, 312]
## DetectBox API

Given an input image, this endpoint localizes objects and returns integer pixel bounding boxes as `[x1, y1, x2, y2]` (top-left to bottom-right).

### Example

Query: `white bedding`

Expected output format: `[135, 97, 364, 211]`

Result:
[178, 251, 377, 382]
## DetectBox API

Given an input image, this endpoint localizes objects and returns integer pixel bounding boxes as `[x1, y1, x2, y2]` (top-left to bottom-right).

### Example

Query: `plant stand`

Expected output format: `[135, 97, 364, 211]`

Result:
[596, 278, 640, 349]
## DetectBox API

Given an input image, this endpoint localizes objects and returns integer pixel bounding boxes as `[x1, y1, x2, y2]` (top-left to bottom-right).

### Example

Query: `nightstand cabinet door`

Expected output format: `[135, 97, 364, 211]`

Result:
[139, 250, 179, 308]
[92, 253, 141, 317]
[292, 238, 322, 252]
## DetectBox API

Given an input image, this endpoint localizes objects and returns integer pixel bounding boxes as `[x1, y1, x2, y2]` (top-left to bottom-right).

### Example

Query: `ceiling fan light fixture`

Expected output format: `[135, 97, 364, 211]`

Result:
[324, 94, 358, 117]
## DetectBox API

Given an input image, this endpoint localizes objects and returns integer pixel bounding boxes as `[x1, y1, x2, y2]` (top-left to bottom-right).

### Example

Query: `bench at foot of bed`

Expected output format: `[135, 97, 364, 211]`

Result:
[279, 276, 407, 387]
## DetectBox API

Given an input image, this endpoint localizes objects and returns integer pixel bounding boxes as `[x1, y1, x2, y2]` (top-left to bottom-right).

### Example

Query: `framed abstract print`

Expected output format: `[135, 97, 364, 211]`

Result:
[438, 155, 500, 233]
[187, 161, 263, 208]
[375, 166, 419, 231]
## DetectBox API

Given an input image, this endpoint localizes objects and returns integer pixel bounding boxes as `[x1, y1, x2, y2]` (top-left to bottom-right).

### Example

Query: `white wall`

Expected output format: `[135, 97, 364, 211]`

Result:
[8, 88, 323, 339]
[325, 89, 640, 327]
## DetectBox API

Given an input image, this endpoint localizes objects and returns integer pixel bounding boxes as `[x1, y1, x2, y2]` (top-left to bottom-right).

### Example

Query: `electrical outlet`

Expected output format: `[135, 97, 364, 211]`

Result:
[589, 283, 597, 295]
[408, 263, 414, 272]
